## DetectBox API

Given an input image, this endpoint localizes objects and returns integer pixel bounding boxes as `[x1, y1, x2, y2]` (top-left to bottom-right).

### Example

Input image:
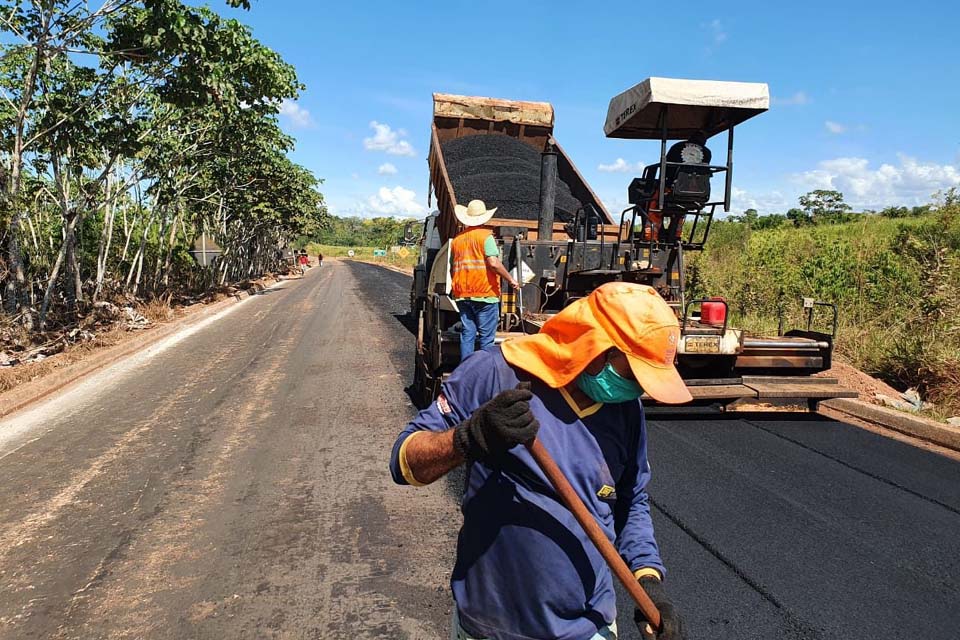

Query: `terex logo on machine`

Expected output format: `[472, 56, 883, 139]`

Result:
[615, 103, 637, 126]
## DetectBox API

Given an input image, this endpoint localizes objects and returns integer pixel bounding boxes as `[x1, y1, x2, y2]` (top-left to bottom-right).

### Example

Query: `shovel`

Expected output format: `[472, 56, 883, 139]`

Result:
[525, 436, 662, 634]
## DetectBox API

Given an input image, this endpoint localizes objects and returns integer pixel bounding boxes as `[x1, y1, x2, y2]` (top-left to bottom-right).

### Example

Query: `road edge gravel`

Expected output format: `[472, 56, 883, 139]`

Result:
[0, 278, 287, 419]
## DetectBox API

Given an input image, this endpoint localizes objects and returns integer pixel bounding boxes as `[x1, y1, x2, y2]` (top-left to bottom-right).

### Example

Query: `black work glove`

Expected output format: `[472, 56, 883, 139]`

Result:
[453, 386, 539, 462]
[635, 576, 686, 640]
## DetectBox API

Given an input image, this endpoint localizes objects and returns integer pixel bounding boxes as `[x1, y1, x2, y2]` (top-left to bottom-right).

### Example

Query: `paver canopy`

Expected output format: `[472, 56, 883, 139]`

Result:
[604, 77, 769, 140]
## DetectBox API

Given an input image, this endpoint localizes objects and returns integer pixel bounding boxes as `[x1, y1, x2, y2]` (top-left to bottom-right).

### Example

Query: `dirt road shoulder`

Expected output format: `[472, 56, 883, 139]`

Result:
[0, 277, 290, 419]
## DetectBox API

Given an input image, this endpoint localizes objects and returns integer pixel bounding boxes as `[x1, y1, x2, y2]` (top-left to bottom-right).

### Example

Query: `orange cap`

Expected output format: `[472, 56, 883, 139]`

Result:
[501, 282, 693, 404]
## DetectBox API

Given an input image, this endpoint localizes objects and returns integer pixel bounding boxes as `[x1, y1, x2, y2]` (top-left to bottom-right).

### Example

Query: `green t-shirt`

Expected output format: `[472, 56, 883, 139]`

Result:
[454, 235, 501, 303]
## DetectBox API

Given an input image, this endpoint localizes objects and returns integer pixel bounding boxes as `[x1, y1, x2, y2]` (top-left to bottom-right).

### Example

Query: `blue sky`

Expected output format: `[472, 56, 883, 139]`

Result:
[225, 0, 959, 218]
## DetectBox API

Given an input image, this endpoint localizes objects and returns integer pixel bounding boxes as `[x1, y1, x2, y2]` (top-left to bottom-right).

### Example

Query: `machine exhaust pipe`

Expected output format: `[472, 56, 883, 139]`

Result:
[538, 139, 558, 240]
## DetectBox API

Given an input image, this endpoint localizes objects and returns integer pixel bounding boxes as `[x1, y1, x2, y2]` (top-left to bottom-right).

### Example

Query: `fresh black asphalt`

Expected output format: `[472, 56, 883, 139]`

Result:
[620, 415, 960, 639]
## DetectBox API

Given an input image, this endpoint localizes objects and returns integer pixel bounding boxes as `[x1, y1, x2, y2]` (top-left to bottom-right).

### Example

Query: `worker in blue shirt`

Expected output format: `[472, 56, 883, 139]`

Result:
[390, 282, 693, 640]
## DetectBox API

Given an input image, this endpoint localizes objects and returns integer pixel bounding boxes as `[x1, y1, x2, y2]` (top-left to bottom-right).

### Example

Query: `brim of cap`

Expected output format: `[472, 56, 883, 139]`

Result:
[454, 206, 496, 227]
[625, 354, 693, 404]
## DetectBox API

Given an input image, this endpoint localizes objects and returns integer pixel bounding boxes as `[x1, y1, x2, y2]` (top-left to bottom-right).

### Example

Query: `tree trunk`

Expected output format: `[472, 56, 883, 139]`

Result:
[125, 213, 153, 293]
[51, 146, 83, 315]
[64, 223, 79, 313]
[124, 241, 141, 290]
[4, 33, 46, 318]
[161, 207, 180, 289]
[5, 177, 27, 316]
[151, 212, 169, 291]
[39, 214, 80, 328]
[219, 249, 230, 285]
[129, 211, 155, 297]
[94, 171, 116, 301]
[120, 205, 132, 262]
[133, 241, 146, 297]
[26, 213, 39, 253]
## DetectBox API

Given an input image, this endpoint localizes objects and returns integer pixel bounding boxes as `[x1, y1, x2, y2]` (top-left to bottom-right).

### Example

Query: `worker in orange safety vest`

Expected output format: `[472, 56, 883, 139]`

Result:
[450, 200, 520, 361]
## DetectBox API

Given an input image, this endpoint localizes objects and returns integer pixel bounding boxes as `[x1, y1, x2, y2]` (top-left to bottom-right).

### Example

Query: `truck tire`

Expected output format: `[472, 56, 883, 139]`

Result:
[412, 351, 427, 408]
[411, 309, 433, 408]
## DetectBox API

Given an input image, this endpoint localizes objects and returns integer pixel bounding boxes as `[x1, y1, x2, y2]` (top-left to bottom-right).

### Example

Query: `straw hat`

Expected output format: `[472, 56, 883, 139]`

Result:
[454, 199, 497, 227]
[501, 282, 693, 404]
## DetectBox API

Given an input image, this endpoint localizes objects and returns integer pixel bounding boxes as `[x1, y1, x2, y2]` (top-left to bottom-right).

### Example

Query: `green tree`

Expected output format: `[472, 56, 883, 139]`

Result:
[753, 214, 787, 230]
[879, 206, 910, 218]
[798, 189, 851, 224]
[729, 208, 759, 227]
[786, 207, 812, 227]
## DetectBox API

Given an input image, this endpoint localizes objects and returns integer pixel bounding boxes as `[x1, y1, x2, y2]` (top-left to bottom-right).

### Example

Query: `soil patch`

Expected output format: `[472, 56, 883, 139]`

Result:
[816, 359, 902, 405]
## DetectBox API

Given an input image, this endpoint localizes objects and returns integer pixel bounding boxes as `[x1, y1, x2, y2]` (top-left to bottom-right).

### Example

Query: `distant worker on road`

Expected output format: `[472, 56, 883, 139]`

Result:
[390, 282, 692, 640]
[450, 199, 519, 361]
[297, 251, 309, 275]
[317, 252, 323, 268]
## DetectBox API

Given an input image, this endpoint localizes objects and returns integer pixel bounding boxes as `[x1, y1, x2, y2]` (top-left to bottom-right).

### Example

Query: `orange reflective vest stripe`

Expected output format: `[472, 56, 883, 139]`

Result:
[451, 228, 500, 299]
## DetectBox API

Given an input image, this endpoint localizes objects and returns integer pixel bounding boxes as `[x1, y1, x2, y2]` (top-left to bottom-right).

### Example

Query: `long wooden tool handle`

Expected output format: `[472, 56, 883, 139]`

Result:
[526, 438, 662, 631]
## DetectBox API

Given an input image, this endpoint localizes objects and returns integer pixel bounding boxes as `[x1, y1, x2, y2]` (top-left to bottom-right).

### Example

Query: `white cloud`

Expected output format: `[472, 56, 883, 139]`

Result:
[794, 155, 960, 207]
[729, 186, 791, 214]
[702, 155, 960, 215]
[824, 120, 847, 134]
[598, 158, 639, 173]
[278, 99, 315, 129]
[772, 91, 810, 106]
[707, 19, 727, 44]
[364, 121, 416, 156]
[367, 186, 426, 216]
[378, 162, 398, 175]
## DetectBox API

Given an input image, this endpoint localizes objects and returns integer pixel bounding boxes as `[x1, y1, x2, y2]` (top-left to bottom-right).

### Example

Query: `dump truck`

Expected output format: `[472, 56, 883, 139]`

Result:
[410, 84, 855, 408]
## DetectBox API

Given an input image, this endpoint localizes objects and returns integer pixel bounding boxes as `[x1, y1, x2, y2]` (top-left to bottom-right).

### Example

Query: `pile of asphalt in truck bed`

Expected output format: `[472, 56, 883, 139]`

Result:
[442, 134, 583, 222]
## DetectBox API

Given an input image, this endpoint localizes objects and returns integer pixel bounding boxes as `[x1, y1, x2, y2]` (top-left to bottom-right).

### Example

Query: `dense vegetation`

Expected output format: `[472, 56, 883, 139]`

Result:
[0, 0, 327, 333]
[688, 189, 960, 413]
[307, 215, 421, 249]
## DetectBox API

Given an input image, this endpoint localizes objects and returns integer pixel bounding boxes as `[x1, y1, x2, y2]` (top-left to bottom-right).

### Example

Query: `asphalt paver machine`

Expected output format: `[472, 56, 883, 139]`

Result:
[411, 82, 855, 408]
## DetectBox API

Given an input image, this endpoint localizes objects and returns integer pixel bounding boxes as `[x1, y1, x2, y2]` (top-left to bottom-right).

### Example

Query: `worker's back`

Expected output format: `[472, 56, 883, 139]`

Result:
[450, 228, 499, 299]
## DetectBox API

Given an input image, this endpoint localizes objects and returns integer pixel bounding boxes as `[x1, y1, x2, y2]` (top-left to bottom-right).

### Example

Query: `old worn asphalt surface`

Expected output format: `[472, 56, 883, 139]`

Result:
[0, 260, 958, 639]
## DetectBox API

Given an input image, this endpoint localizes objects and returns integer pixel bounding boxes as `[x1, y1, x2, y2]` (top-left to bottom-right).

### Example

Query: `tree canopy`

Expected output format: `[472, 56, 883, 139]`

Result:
[0, 0, 327, 328]
[311, 216, 422, 248]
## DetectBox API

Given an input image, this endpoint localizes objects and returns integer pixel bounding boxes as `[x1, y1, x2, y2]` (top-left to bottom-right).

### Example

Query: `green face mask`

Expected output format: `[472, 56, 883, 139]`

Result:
[576, 362, 643, 404]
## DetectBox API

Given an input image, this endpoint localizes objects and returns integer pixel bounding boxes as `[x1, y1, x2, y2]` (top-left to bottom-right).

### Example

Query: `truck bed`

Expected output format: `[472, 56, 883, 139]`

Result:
[429, 93, 615, 243]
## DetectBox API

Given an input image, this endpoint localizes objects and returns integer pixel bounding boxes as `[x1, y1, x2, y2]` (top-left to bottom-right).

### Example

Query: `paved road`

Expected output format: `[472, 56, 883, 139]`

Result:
[0, 260, 958, 639]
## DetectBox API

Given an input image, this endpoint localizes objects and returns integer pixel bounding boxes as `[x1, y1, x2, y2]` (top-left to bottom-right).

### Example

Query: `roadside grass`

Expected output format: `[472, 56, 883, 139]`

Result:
[306, 243, 419, 270]
[137, 295, 177, 323]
